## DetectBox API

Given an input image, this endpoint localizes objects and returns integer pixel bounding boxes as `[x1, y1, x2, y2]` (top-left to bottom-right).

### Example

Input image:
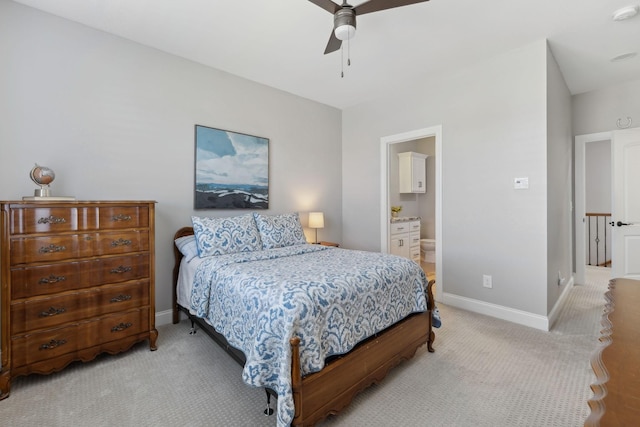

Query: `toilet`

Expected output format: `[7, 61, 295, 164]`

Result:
[420, 239, 436, 263]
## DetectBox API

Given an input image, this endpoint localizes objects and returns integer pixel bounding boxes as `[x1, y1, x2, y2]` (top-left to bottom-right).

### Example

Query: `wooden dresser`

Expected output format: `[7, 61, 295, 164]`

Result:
[0, 200, 157, 399]
[585, 278, 640, 426]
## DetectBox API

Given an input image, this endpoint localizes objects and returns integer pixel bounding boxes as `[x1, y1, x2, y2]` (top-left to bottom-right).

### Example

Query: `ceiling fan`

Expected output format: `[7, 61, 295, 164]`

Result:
[308, 0, 430, 55]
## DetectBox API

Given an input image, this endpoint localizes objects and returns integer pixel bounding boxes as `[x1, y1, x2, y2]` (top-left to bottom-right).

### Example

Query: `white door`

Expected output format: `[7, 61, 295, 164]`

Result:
[611, 128, 640, 279]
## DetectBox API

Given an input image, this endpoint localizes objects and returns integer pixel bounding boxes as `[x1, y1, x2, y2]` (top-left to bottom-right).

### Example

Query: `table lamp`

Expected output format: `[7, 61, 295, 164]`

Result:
[308, 212, 325, 244]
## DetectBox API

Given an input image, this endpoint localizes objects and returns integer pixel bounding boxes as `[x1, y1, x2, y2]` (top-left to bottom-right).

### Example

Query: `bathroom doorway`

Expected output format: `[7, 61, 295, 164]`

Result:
[380, 125, 442, 300]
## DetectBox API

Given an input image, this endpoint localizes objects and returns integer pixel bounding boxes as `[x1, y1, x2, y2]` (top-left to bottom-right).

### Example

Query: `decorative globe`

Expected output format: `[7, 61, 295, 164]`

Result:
[30, 164, 55, 186]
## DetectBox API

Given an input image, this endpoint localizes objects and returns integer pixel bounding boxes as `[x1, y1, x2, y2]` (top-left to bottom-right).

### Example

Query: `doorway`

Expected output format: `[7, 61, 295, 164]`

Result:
[380, 125, 442, 300]
[575, 132, 612, 285]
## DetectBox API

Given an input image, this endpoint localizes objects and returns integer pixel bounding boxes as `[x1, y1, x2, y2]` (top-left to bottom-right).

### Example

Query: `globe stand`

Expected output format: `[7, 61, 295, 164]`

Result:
[22, 164, 75, 201]
[34, 185, 52, 198]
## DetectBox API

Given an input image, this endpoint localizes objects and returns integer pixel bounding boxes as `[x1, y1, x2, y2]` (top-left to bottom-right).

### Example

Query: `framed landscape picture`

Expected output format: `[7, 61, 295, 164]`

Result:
[194, 125, 269, 209]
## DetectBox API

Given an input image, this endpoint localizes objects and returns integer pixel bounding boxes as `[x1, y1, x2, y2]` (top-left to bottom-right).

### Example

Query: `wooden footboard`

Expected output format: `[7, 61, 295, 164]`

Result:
[291, 306, 432, 426]
[172, 227, 435, 426]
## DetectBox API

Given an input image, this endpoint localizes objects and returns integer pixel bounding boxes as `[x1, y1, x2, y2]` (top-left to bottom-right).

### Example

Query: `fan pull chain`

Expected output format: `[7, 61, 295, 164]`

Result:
[340, 39, 352, 78]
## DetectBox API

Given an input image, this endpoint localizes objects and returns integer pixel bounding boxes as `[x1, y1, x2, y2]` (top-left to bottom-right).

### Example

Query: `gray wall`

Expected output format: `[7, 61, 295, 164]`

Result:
[545, 45, 573, 310]
[342, 40, 560, 317]
[573, 78, 640, 135]
[0, 1, 342, 321]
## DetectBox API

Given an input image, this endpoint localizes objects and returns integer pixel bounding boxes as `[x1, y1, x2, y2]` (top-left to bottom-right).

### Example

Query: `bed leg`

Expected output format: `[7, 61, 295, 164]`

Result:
[264, 389, 274, 416]
[186, 315, 197, 335]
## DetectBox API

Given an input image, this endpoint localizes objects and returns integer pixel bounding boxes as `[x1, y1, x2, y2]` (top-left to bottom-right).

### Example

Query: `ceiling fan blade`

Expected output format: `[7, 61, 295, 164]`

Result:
[308, 0, 341, 14]
[354, 0, 429, 16]
[324, 30, 342, 54]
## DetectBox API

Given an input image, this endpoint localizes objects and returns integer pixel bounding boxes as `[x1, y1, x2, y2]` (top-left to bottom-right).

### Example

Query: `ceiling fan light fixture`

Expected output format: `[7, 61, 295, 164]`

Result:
[333, 7, 356, 41]
[612, 5, 639, 21]
[335, 24, 356, 41]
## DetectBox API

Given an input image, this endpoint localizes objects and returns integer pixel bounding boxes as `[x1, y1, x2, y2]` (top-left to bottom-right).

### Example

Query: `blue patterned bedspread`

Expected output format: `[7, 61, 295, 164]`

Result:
[191, 244, 429, 427]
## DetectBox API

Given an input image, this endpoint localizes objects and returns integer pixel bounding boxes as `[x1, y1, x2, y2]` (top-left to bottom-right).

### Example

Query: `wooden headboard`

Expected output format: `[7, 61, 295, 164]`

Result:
[172, 226, 194, 323]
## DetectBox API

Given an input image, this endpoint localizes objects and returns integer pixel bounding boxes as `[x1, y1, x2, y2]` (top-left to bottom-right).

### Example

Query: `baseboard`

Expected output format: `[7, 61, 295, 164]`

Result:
[441, 292, 550, 331]
[547, 274, 575, 330]
[155, 309, 174, 326]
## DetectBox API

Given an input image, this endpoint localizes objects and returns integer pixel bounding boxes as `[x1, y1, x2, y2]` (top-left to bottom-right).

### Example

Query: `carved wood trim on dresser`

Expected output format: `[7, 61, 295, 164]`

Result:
[585, 278, 640, 426]
[0, 200, 157, 400]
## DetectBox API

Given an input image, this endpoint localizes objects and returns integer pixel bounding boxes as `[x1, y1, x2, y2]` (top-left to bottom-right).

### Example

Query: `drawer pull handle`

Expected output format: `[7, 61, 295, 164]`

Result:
[110, 265, 132, 274]
[39, 274, 66, 284]
[111, 239, 132, 247]
[110, 294, 132, 303]
[40, 339, 67, 350]
[38, 215, 67, 224]
[112, 214, 132, 222]
[39, 244, 66, 254]
[111, 322, 133, 332]
[39, 307, 66, 317]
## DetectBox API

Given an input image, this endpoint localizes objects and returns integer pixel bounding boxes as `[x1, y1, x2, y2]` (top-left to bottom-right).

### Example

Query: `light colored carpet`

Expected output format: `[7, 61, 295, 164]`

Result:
[0, 267, 609, 426]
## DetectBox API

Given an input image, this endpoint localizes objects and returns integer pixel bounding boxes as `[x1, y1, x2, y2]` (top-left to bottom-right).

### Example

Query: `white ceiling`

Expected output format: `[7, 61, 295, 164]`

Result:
[12, 0, 640, 109]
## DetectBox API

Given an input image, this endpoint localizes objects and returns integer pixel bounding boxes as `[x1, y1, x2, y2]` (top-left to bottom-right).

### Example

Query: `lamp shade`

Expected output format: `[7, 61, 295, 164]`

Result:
[308, 212, 325, 229]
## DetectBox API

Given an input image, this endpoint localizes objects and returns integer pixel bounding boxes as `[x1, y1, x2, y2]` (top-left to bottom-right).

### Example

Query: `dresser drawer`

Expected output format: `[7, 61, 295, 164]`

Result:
[11, 260, 85, 299]
[93, 230, 149, 256]
[9, 207, 92, 235]
[96, 254, 150, 286]
[97, 206, 149, 230]
[11, 308, 150, 368]
[11, 254, 150, 298]
[11, 280, 150, 334]
[11, 233, 92, 264]
[11, 231, 149, 264]
[9, 206, 150, 234]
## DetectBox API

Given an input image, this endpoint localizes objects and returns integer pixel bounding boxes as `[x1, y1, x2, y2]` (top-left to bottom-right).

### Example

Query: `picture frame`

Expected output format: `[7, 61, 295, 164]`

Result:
[194, 125, 269, 209]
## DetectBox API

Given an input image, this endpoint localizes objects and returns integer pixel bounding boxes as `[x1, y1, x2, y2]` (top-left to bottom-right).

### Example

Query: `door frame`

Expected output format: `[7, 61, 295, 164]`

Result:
[574, 131, 612, 285]
[380, 125, 442, 300]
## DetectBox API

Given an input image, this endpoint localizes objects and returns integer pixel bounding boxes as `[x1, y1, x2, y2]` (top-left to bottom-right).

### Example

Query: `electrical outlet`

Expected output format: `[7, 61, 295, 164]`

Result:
[557, 271, 565, 286]
[483, 274, 492, 289]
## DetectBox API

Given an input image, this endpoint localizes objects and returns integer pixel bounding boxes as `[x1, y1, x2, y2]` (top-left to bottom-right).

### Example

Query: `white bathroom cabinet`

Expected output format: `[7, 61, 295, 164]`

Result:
[398, 152, 428, 193]
[390, 220, 420, 263]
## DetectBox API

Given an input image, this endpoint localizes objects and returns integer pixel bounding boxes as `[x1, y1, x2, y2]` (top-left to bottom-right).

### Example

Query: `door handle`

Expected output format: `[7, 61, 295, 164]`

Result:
[615, 221, 631, 227]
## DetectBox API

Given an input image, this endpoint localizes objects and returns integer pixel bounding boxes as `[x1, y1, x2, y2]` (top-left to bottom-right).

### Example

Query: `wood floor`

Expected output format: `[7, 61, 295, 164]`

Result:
[420, 261, 435, 280]
[420, 261, 436, 301]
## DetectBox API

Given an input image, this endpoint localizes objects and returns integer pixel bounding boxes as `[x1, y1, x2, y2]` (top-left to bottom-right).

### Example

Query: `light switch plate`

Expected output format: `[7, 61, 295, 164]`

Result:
[514, 177, 529, 189]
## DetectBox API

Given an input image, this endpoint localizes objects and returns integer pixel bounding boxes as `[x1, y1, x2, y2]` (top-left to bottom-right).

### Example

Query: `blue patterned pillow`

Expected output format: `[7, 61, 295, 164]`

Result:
[253, 212, 308, 249]
[191, 214, 262, 257]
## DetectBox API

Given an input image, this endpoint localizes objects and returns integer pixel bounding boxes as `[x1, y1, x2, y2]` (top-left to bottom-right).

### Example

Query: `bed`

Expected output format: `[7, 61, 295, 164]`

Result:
[172, 213, 436, 426]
